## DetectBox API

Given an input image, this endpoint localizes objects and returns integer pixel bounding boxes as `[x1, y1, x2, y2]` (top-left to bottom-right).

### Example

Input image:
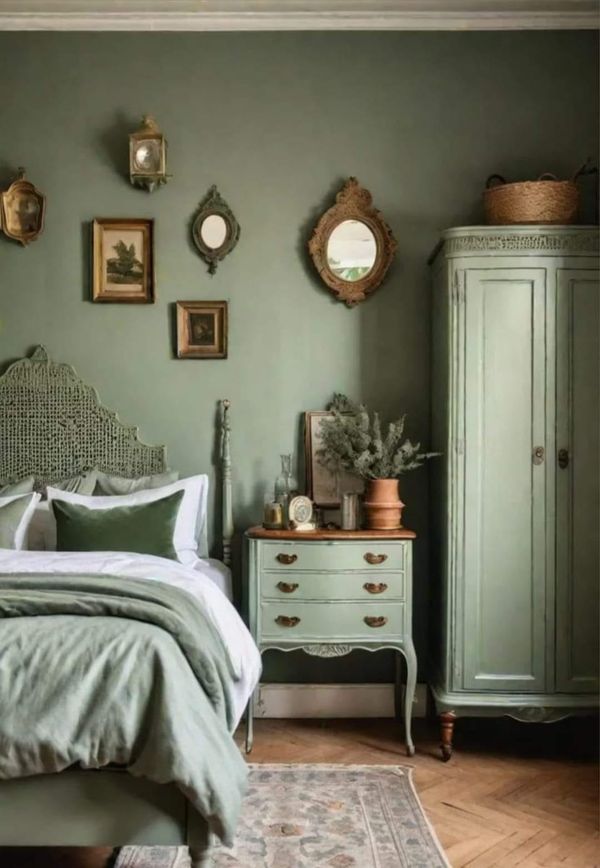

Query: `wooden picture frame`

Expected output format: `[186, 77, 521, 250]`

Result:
[305, 410, 364, 507]
[176, 301, 228, 359]
[92, 218, 154, 303]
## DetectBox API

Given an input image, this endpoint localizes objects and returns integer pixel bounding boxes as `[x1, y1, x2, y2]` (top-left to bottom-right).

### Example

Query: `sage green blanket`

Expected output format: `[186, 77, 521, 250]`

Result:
[0, 573, 248, 844]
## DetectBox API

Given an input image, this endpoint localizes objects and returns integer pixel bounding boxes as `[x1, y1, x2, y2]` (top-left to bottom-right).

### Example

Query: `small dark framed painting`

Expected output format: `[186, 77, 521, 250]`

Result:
[176, 301, 228, 359]
[92, 218, 154, 303]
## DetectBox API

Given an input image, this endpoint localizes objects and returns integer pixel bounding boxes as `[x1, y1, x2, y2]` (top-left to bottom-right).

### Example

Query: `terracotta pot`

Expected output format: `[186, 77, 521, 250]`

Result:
[363, 478, 404, 530]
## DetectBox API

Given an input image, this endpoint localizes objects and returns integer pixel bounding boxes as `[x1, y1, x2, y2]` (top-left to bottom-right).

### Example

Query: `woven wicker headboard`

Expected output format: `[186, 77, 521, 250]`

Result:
[0, 346, 166, 489]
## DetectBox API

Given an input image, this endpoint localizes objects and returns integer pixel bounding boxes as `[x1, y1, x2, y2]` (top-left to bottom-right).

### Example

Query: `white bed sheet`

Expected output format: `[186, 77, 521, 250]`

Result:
[0, 549, 260, 727]
[195, 556, 233, 600]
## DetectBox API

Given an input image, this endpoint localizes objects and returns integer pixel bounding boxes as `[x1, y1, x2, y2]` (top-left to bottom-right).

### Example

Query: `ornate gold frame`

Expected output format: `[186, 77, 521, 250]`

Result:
[308, 177, 397, 306]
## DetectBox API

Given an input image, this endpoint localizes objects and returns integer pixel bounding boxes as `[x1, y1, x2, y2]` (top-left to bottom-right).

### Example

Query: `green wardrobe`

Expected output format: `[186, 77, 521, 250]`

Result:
[430, 226, 599, 760]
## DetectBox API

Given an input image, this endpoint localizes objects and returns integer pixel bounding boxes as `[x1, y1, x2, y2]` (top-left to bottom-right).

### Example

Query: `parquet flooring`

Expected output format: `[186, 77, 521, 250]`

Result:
[2, 717, 597, 867]
[239, 717, 599, 868]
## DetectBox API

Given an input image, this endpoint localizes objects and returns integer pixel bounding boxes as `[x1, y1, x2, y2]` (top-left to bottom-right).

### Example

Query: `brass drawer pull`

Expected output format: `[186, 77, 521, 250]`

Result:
[363, 582, 388, 595]
[277, 582, 299, 594]
[364, 616, 388, 628]
[364, 552, 388, 565]
[276, 553, 298, 565]
[275, 615, 301, 627]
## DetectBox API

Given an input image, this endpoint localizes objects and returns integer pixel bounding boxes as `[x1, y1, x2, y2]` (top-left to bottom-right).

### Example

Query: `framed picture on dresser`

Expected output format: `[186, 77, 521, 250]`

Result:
[92, 218, 154, 303]
[304, 410, 364, 507]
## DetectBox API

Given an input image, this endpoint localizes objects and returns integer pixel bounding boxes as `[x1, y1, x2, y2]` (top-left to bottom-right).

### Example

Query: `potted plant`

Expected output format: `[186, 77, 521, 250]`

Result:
[317, 394, 439, 530]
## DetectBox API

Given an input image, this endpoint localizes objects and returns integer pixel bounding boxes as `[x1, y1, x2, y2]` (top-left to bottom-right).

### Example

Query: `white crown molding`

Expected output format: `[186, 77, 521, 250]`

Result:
[0, 1, 598, 31]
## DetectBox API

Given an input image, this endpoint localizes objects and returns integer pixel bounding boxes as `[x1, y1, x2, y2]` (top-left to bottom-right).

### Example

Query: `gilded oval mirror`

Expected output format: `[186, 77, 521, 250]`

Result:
[308, 177, 396, 306]
[191, 186, 240, 275]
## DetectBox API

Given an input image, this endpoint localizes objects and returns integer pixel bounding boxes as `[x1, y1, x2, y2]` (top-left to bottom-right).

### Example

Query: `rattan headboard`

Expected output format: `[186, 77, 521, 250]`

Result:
[0, 346, 166, 489]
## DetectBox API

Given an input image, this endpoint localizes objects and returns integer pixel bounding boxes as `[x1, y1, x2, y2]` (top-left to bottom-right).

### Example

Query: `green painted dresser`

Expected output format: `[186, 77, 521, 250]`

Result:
[429, 225, 599, 759]
[245, 527, 418, 755]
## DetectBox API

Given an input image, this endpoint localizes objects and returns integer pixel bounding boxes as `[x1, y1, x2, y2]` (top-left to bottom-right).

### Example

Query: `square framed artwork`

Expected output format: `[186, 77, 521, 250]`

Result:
[304, 410, 364, 508]
[176, 301, 228, 359]
[92, 218, 154, 303]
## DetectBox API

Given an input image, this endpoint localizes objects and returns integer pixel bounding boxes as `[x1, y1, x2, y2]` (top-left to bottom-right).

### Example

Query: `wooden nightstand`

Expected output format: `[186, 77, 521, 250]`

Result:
[244, 526, 418, 755]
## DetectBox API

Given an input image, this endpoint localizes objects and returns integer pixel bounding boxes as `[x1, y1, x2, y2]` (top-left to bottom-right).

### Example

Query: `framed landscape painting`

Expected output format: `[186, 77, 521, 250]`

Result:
[92, 218, 154, 303]
[305, 410, 364, 507]
[176, 301, 228, 359]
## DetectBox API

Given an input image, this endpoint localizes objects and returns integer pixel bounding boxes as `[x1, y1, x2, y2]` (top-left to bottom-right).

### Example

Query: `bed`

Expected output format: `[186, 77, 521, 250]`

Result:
[0, 346, 259, 867]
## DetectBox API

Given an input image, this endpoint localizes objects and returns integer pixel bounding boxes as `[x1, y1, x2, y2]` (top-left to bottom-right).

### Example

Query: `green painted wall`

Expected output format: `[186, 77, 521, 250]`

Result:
[1, 31, 598, 682]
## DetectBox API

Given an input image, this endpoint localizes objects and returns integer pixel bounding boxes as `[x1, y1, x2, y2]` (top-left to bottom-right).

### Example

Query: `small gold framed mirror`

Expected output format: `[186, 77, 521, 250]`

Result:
[308, 177, 396, 306]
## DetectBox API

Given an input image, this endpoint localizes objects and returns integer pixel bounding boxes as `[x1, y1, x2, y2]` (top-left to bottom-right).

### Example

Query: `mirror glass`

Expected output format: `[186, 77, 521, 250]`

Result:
[326, 220, 377, 282]
[200, 214, 228, 250]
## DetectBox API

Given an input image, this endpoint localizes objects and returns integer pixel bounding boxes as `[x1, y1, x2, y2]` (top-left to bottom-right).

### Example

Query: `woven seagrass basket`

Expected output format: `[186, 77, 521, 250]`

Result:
[484, 173, 579, 225]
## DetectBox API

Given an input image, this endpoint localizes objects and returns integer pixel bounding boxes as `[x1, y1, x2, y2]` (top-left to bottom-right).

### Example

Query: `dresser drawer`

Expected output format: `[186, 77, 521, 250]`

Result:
[260, 601, 406, 642]
[261, 571, 405, 601]
[260, 541, 407, 573]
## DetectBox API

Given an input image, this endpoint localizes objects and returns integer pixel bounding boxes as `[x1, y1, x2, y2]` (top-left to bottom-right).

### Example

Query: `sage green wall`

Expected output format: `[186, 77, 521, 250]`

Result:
[0, 31, 598, 682]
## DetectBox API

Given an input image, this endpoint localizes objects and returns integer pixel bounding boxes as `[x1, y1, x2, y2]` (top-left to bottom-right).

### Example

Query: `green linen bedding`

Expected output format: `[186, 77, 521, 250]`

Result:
[0, 573, 247, 844]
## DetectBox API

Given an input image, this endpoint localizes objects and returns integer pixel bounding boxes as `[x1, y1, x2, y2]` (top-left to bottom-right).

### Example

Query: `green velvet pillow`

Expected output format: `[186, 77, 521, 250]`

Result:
[51, 489, 184, 560]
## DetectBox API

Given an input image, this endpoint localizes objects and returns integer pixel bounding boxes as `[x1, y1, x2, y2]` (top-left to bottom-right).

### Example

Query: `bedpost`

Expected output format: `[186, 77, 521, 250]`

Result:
[221, 399, 233, 567]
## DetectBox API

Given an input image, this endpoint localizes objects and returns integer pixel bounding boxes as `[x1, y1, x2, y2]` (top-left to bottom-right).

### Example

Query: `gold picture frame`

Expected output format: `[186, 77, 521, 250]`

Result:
[92, 218, 154, 303]
[305, 410, 364, 507]
[176, 301, 228, 359]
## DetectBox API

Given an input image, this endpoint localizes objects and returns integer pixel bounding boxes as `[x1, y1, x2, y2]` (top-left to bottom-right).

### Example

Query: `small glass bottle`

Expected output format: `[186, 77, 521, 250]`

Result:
[274, 454, 298, 524]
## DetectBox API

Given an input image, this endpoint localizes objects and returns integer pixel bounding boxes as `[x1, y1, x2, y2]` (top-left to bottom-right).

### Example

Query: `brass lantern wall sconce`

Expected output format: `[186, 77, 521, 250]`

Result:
[0, 168, 46, 245]
[129, 115, 169, 192]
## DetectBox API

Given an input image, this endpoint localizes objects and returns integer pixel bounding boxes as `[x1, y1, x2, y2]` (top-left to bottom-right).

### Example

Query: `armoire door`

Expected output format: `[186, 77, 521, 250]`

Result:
[460, 268, 547, 692]
[555, 269, 600, 694]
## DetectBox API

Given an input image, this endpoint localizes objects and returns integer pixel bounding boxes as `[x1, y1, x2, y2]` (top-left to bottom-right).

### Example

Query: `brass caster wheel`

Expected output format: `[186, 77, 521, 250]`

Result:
[441, 744, 452, 762]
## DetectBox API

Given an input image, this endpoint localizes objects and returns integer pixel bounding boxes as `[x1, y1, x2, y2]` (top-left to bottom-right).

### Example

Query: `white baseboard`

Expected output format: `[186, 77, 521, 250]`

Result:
[255, 682, 428, 719]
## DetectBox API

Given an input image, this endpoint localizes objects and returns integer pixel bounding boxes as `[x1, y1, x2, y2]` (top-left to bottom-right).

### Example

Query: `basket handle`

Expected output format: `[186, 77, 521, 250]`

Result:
[537, 173, 558, 182]
[485, 174, 506, 189]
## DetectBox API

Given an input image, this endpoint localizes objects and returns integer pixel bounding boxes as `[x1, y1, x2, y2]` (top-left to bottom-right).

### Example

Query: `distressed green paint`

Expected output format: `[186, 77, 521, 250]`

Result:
[0, 32, 597, 684]
[430, 227, 599, 719]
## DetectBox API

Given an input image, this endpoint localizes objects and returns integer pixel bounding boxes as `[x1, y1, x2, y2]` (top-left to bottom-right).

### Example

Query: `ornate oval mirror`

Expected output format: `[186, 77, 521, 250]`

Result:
[308, 177, 396, 306]
[191, 186, 240, 275]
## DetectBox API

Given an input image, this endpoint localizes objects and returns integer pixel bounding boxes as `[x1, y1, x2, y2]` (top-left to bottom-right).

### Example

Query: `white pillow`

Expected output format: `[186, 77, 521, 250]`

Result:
[46, 475, 208, 565]
[0, 492, 41, 550]
[28, 501, 52, 551]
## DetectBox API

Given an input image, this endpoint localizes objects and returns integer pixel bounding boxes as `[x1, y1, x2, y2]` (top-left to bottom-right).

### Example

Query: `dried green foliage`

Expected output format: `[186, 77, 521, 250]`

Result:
[317, 394, 439, 481]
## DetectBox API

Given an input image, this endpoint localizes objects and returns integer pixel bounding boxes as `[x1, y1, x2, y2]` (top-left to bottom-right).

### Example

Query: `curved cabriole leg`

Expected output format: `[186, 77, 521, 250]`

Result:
[440, 711, 456, 762]
[401, 642, 417, 757]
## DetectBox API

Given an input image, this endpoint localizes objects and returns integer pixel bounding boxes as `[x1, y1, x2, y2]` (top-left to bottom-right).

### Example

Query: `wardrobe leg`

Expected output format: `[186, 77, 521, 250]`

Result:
[439, 711, 456, 762]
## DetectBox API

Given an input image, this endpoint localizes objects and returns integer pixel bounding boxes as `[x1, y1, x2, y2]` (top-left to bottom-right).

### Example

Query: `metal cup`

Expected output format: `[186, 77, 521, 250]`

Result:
[341, 492, 360, 530]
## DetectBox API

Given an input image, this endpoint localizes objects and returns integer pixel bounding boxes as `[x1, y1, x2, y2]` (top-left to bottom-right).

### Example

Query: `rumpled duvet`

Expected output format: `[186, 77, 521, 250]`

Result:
[0, 572, 248, 844]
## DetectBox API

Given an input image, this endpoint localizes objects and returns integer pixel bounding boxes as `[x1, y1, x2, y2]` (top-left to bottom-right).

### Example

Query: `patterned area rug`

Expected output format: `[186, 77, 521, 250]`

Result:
[115, 764, 449, 867]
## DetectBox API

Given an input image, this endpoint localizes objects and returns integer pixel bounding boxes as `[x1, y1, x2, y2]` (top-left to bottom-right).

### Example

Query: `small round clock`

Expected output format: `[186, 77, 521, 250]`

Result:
[288, 495, 316, 531]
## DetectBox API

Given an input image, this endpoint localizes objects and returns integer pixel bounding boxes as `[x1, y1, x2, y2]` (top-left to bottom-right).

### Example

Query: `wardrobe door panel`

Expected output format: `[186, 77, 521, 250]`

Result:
[461, 269, 547, 692]
[556, 269, 600, 693]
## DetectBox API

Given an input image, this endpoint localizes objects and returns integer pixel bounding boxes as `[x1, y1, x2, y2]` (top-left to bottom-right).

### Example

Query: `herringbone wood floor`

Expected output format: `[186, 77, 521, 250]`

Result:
[240, 717, 599, 868]
[2, 717, 598, 868]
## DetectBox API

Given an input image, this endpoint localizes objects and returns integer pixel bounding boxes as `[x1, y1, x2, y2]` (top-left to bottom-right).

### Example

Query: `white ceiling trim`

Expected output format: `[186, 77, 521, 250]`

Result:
[0, 1, 597, 31]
